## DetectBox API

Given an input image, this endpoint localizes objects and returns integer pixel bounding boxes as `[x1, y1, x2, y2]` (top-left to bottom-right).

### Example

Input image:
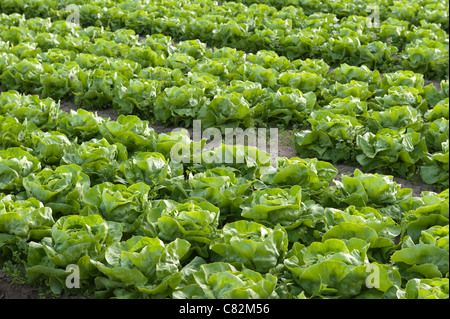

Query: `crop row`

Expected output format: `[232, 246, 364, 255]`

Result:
[0, 0, 448, 78]
[221, 0, 449, 29]
[0, 14, 448, 188]
[0, 90, 448, 298]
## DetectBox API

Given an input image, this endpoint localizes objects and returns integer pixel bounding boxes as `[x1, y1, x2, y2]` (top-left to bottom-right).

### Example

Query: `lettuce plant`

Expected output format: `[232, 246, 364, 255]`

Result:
[82, 182, 151, 234]
[60, 138, 128, 184]
[240, 185, 303, 227]
[0, 194, 54, 240]
[294, 112, 363, 163]
[0, 148, 41, 193]
[139, 198, 220, 256]
[284, 238, 401, 298]
[356, 128, 428, 178]
[22, 164, 90, 215]
[95, 236, 190, 298]
[26, 214, 123, 291]
[117, 151, 183, 195]
[173, 260, 278, 299]
[210, 220, 289, 273]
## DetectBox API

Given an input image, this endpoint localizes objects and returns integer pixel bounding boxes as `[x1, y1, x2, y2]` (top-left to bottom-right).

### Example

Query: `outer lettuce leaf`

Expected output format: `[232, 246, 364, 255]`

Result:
[391, 243, 449, 279]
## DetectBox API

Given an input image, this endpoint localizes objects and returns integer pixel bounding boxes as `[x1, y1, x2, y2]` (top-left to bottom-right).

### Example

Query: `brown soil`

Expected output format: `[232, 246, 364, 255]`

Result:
[0, 267, 86, 299]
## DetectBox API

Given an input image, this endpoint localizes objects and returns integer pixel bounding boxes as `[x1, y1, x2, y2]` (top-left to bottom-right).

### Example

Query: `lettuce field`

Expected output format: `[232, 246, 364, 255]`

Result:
[0, 0, 448, 299]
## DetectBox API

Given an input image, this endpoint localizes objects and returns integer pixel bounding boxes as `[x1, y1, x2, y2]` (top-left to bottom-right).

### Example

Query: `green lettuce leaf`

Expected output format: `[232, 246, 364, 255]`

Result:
[391, 243, 449, 279]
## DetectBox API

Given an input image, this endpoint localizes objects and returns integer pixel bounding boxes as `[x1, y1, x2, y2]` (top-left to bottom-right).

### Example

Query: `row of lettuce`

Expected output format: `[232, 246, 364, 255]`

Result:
[222, 0, 449, 28]
[0, 13, 448, 188]
[0, 0, 448, 78]
[0, 91, 448, 298]
[294, 76, 449, 189]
